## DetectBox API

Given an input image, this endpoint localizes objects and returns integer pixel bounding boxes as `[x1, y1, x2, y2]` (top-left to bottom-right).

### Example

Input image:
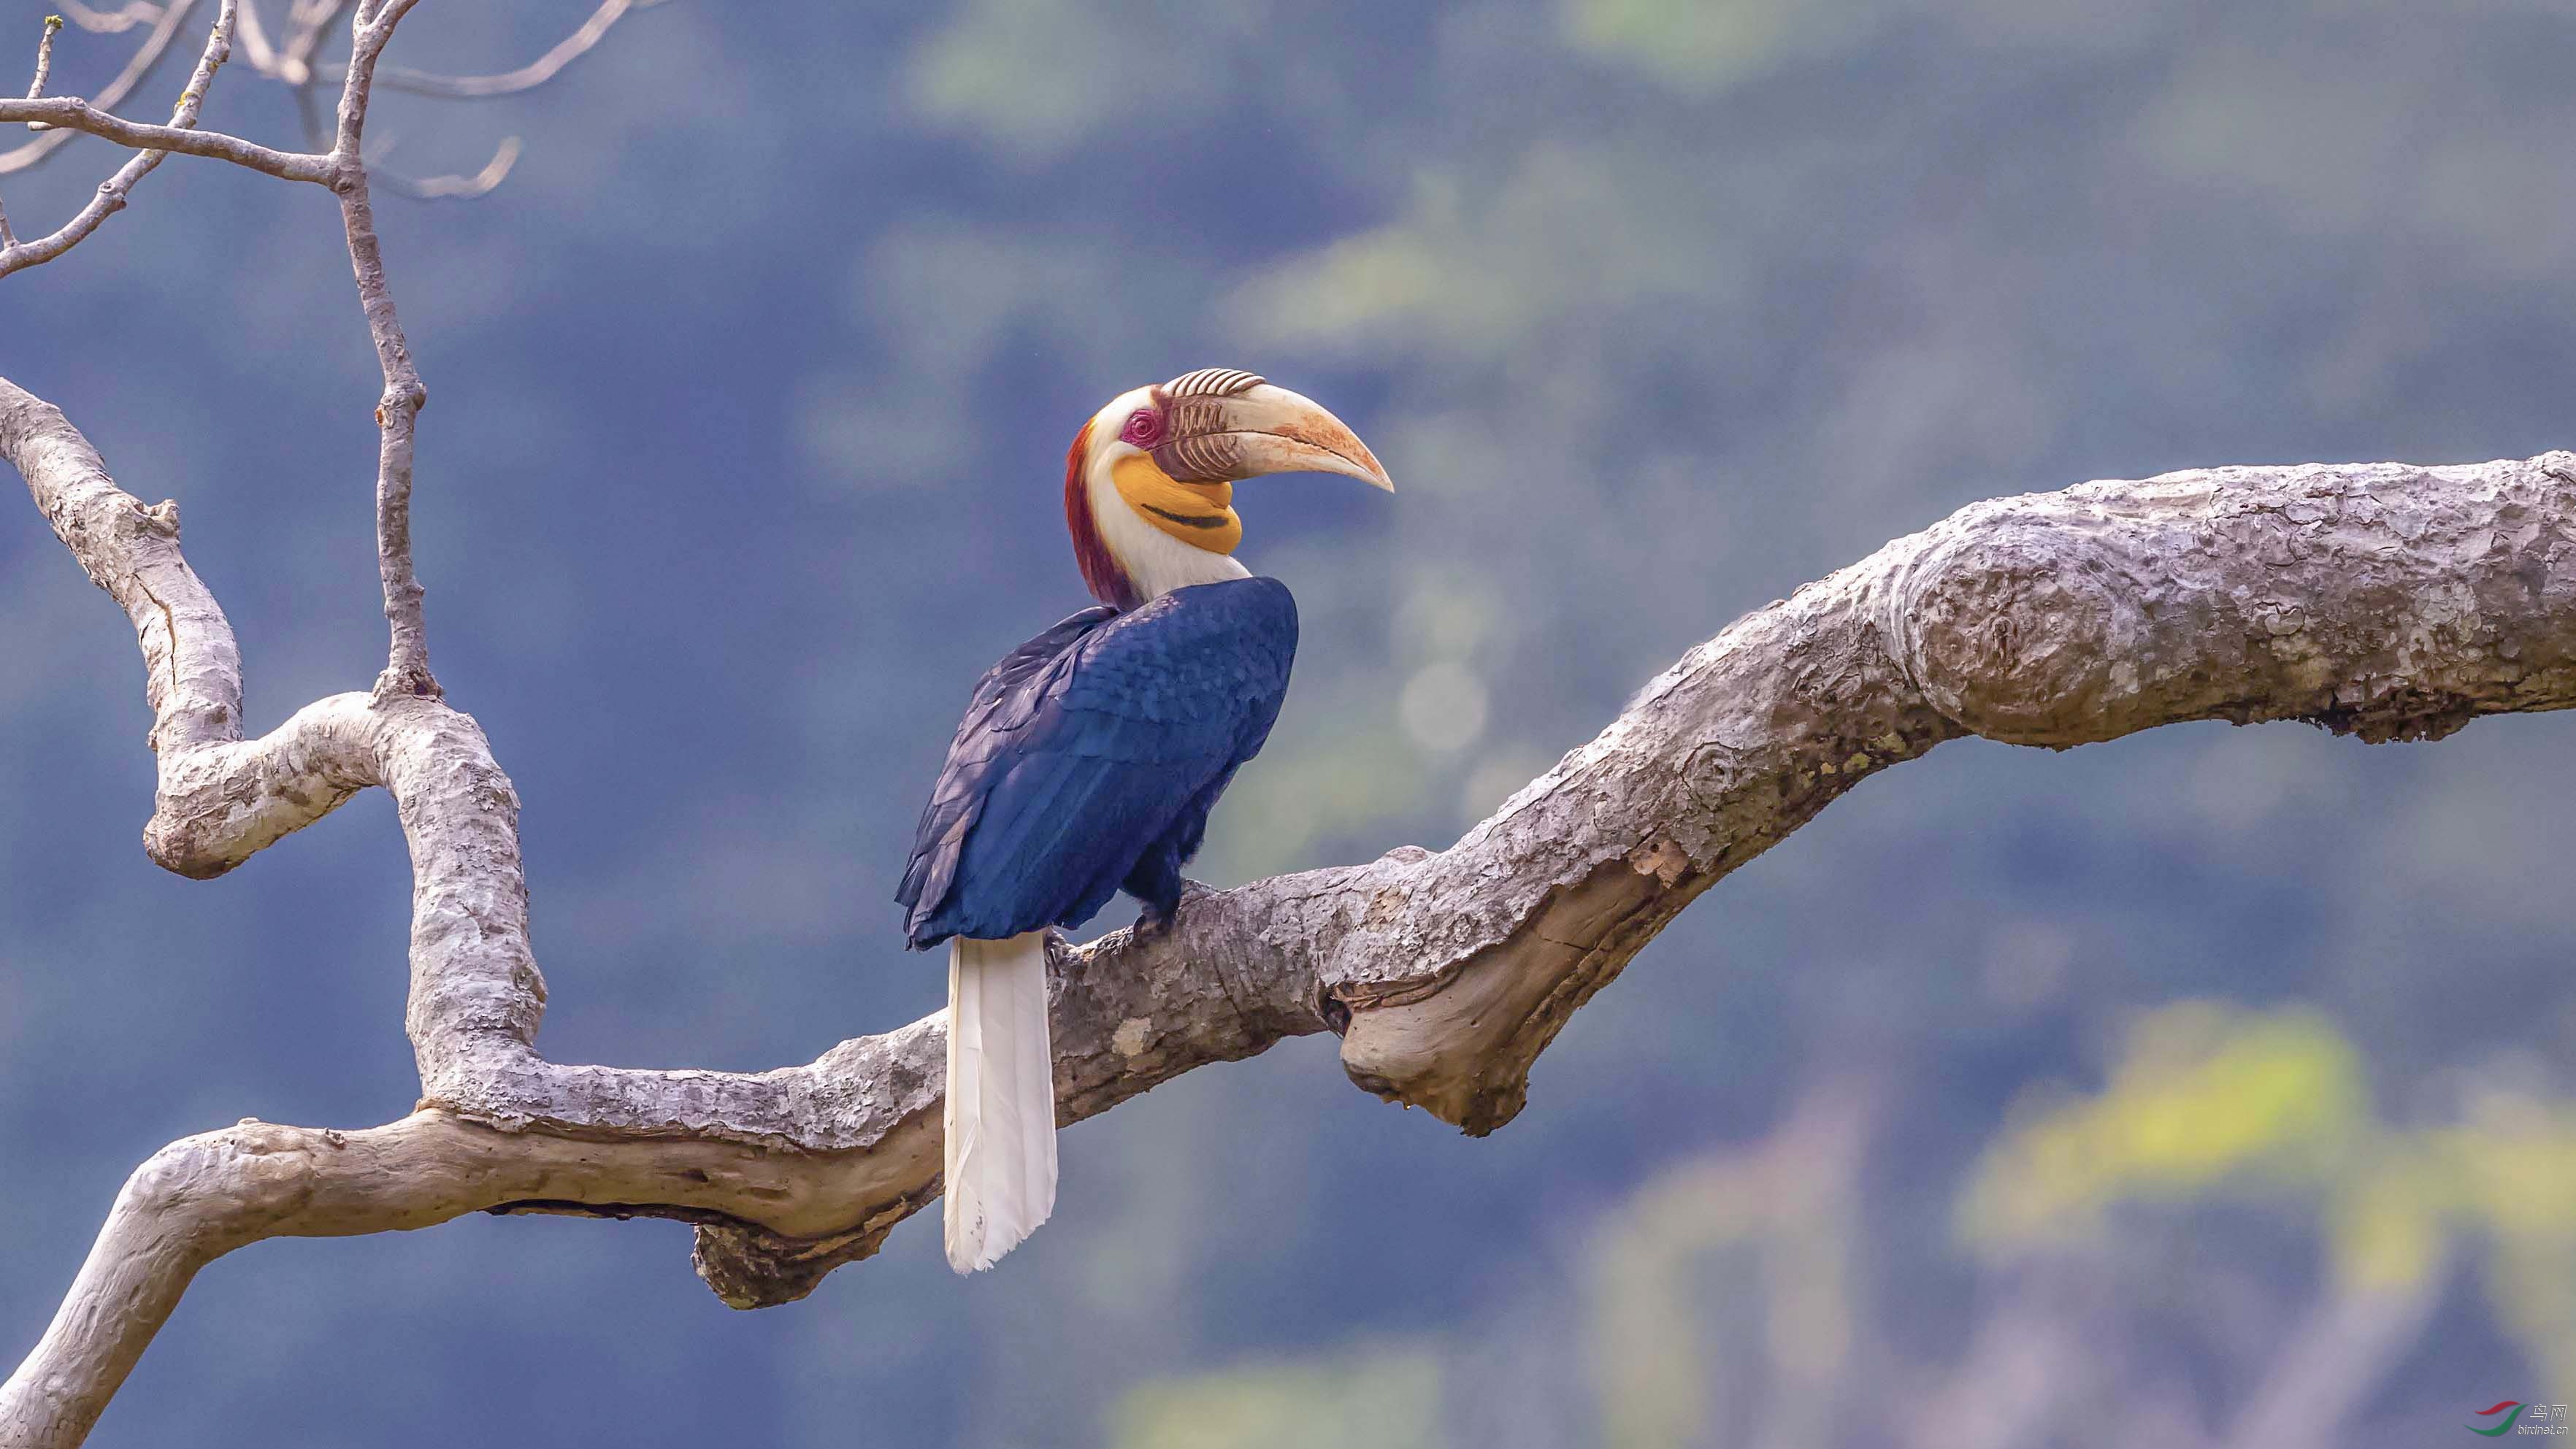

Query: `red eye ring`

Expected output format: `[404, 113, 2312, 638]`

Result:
[1119, 408, 1166, 447]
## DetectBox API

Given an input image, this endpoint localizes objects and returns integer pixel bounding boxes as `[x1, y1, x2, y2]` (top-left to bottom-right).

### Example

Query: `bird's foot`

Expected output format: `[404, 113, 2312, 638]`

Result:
[1130, 906, 1178, 941]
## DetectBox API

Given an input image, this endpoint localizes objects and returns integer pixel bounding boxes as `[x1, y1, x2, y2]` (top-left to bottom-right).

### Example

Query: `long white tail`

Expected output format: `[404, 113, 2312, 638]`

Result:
[943, 931, 1058, 1273]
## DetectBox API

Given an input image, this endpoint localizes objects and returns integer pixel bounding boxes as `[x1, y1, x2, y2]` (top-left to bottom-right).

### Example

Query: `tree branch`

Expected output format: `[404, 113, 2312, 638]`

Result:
[0, 0, 245, 280]
[367, 132, 518, 201]
[9, 313, 2576, 1443]
[325, 0, 435, 699]
[363, 0, 665, 99]
[25, 12, 64, 105]
[0, 96, 324, 180]
[0, 0, 192, 173]
[58, 4, 172, 38]
[7, 0, 655, 226]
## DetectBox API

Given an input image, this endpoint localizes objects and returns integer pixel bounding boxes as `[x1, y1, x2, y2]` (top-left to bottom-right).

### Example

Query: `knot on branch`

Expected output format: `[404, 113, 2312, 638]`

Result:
[1888, 499, 2158, 748]
[689, 1179, 935, 1310]
[370, 663, 442, 702]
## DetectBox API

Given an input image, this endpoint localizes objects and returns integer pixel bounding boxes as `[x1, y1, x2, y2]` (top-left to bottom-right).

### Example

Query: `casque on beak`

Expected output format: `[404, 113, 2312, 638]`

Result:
[1149, 373, 1395, 492]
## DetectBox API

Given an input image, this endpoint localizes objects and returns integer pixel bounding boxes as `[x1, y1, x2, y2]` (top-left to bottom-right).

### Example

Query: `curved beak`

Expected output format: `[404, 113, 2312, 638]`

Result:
[1151, 381, 1395, 492]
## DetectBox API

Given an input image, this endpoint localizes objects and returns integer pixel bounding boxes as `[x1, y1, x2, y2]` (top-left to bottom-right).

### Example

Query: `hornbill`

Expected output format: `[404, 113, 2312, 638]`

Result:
[897, 368, 1392, 1272]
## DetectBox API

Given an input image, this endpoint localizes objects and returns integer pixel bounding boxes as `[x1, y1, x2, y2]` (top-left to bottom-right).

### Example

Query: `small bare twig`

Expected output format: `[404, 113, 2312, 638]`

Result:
[10, 0, 665, 209]
[27, 12, 64, 102]
[372, 133, 518, 200]
[0, 0, 240, 280]
[59, 2, 168, 35]
[277, 0, 344, 81]
[231, 0, 272, 71]
[363, 0, 664, 98]
[0, 14, 44, 244]
[0, 0, 191, 172]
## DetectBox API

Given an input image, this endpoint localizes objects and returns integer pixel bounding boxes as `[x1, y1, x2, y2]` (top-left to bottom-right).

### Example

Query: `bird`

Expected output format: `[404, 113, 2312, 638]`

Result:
[897, 367, 1393, 1273]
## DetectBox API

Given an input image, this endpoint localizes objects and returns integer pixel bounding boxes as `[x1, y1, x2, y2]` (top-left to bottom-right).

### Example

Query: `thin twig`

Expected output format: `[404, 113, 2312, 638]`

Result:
[328, 0, 436, 697]
[59, 1, 167, 35]
[231, 0, 273, 72]
[372, 134, 518, 200]
[28, 12, 64, 100]
[359, 0, 663, 98]
[0, 0, 191, 172]
[0, 15, 46, 244]
[277, 0, 344, 83]
[0, 0, 239, 280]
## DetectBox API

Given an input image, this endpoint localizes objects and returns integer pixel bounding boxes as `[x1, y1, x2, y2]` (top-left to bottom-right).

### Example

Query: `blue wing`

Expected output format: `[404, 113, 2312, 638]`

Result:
[898, 577, 1297, 948]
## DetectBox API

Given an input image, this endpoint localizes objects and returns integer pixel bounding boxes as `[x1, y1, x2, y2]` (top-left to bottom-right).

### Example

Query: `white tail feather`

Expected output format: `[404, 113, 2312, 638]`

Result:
[943, 931, 1059, 1273]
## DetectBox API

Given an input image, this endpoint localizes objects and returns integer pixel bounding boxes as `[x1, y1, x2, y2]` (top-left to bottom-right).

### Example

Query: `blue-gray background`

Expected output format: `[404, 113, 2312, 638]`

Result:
[7, 2, 2576, 1445]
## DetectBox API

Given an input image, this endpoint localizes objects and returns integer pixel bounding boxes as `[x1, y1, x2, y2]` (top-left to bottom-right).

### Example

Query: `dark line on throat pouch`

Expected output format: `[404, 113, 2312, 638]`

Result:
[1143, 504, 1231, 531]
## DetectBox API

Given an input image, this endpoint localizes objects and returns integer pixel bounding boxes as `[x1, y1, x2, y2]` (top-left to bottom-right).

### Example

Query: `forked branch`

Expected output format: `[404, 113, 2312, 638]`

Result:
[3, 0, 664, 200]
[0, 0, 241, 278]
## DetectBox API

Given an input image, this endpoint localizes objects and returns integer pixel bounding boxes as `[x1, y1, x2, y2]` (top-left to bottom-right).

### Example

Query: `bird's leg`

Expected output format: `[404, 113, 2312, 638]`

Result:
[1124, 848, 1187, 939]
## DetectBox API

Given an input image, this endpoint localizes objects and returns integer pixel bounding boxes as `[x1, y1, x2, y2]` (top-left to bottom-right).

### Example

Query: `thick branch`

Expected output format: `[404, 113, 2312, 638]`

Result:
[9, 361, 2576, 1446]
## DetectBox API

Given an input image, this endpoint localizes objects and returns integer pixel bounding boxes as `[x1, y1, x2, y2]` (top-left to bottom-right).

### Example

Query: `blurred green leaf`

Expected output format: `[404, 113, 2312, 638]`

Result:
[1109, 1345, 1445, 1449]
[1558, 0, 1884, 95]
[1960, 1002, 2370, 1249]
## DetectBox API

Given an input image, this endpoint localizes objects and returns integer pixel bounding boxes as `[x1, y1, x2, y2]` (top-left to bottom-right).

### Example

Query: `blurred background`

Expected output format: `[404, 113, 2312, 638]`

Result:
[5, 1, 2576, 1445]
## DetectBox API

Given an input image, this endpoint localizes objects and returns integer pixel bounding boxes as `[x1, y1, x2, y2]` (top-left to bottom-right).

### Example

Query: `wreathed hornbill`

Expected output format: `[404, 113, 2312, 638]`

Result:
[897, 368, 1392, 1272]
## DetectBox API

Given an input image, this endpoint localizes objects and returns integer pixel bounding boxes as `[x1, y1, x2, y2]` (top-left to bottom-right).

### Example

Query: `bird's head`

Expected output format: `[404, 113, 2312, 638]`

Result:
[1064, 368, 1392, 610]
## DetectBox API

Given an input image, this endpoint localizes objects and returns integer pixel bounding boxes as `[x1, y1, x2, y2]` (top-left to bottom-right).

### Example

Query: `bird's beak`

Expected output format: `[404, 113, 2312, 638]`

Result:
[1151, 381, 1395, 492]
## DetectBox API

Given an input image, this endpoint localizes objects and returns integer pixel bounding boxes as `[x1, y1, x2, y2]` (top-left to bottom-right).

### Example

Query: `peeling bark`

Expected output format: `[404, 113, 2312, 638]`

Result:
[9, 361, 2576, 1448]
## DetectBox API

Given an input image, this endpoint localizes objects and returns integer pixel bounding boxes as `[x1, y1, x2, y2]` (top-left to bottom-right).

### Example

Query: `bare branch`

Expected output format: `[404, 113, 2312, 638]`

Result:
[0, 0, 239, 280]
[58, 2, 168, 36]
[0, 14, 37, 243]
[275, 0, 342, 83]
[229, 0, 272, 72]
[361, 0, 664, 99]
[26, 12, 64, 103]
[320, 0, 434, 696]
[16, 0, 646, 212]
[0, 0, 191, 172]
[369, 132, 518, 201]
[0, 96, 323, 178]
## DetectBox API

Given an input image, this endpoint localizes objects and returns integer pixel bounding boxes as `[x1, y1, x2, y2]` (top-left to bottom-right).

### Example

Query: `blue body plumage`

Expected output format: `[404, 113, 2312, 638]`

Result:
[898, 576, 1297, 948]
[908, 371, 1383, 1274]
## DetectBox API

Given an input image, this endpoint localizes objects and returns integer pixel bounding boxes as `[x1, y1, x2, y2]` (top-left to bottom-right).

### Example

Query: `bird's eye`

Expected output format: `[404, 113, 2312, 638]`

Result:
[1119, 408, 1166, 447]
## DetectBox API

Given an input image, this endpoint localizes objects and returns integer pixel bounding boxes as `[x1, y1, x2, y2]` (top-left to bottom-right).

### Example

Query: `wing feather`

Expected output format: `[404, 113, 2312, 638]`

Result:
[899, 579, 1295, 947]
